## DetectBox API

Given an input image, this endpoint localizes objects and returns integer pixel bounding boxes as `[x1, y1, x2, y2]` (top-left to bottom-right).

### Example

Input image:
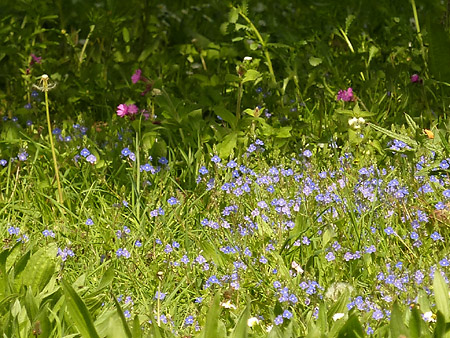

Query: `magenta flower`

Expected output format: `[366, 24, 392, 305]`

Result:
[127, 104, 139, 115]
[131, 69, 142, 84]
[117, 104, 128, 117]
[337, 88, 355, 102]
[30, 54, 42, 66]
[410, 74, 422, 83]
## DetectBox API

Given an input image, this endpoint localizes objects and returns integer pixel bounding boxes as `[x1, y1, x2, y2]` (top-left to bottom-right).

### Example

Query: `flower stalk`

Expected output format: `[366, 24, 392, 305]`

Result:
[38, 74, 63, 204]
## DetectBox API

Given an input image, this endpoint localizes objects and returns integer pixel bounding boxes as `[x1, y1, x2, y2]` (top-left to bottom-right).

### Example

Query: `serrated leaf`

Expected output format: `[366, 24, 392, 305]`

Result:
[242, 69, 261, 83]
[62, 279, 100, 338]
[229, 7, 239, 23]
[368, 123, 418, 149]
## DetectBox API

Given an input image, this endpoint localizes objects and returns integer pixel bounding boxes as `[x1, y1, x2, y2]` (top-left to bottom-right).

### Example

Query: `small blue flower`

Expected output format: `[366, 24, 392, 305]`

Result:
[274, 315, 284, 325]
[384, 227, 395, 235]
[85, 218, 94, 225]
[86, 154, 97, 164]
[211, 155, 221, 163]
[325, 252, 335, 261]
[167, 197, 179, 205]
[199, 166, 209, 175]
[80, 148, 90, 157]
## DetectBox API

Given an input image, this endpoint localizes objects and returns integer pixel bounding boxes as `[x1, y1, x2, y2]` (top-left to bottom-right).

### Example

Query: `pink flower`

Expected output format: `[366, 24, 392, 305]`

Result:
[127, 104, 139, 115]
[30, 53, 42, 66]
[337, 88, 355, 102]
[117, 104, 128, 117]
[131, 69, 142, 84]
[410, 74, 422, 83]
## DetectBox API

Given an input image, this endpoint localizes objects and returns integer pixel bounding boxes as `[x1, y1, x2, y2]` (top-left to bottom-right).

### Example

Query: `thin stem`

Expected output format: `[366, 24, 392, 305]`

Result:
[239, 10, 276, 84]
[410, 0, 427, 74]
[45, 89, 63, 204]
[236, 81, 243, 121]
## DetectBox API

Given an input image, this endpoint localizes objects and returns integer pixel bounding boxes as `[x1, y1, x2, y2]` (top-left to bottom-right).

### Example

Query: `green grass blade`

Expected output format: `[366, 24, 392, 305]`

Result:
[61, 279, 100, 338]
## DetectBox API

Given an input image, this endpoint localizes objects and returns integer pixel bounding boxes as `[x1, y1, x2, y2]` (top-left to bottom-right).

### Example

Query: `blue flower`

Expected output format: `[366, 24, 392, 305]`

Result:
[325, 252, 335, 261]
[211, 155, 221, 163]
[439, 258, 449, 267]
[85, 218, 94, 225]
[384, 227, 395, 235]
[199, 166, 209, 175]
[282, 310, 293, 319]
[167, 197, 179, 205]
[80, 148, 90, 157]
[274, 315, 283, 325]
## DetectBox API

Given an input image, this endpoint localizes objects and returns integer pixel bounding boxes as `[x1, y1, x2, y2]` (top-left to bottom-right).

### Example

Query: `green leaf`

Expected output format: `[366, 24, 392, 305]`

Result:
[62, 279, 100, 338]
[201, 293, 221, 338]
[433, 270, 450, 321]
[112, 295, 133, 338]
[368, 123, 418, 149]
[214, 106, 237, 129]
[95, 265, 115, 292]
[404, 113, 418, 131]
[242, 69, 261, 84]
[309, 56, 322, 67]
[122, 27, 130, 43]
[230, 300, 250, 338]
[217, 132, 237, 159]
[337, 312, 364, 338]
[389, 301, 408, 338]
[229, 7, 239, 23]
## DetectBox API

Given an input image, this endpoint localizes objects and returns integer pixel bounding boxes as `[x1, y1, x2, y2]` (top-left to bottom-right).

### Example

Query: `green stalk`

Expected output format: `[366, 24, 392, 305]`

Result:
[42, 75, 63, 204]
[238, 10, 276, 84]
[410, 0, 427, 73]
[236, 81, 243, 120]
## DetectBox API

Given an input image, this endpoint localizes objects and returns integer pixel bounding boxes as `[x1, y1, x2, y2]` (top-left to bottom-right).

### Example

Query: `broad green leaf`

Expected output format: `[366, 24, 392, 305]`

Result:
[214, 105, 237, 129]
[230, 300, 250, 338]
[62, 279, 100, 338]
[433, 270, 450, 321]
[201, 293, 221, 338]
[337, 312, 364, 338]
[242, 69, 261, 84]
[217, 132, 237, 159]
[112, 295, 132, 338]
[389, 301, 408, 338]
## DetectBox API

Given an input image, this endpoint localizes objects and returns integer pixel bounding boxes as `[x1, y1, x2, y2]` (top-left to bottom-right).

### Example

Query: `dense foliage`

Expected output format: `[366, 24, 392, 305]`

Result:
[1, 0, 450, 337]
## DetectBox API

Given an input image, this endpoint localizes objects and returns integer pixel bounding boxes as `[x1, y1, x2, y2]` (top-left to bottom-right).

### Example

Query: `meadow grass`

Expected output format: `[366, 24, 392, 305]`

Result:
[2, 0, 450, 337]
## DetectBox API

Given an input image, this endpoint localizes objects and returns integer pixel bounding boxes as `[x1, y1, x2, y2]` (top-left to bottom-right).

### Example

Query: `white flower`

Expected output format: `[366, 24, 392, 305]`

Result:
[220, 300, 236, 309]
[247, 317, 260, 327]
[332, 313, 345, 321]
[266, 324, 273, 332]
[243, 56, 253, 61]
[348, 117, 365, 129]
[291, 261, 304, 274]
[423, 311, 436, 322]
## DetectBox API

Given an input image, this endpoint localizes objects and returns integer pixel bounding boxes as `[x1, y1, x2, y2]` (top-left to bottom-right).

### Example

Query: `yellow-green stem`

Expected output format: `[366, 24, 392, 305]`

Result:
[45, 90, 63, 204]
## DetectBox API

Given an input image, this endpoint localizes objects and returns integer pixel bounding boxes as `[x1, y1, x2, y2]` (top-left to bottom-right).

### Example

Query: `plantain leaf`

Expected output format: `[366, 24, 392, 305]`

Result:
[62, 279, 100, 338]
